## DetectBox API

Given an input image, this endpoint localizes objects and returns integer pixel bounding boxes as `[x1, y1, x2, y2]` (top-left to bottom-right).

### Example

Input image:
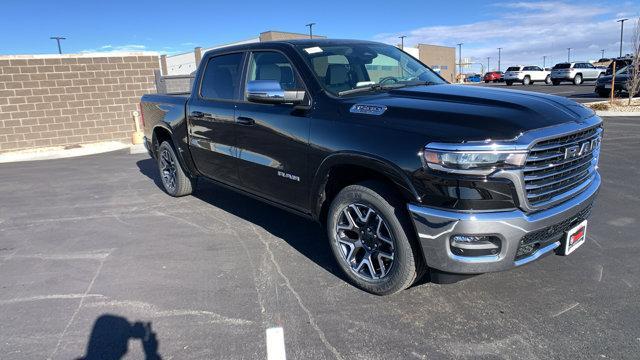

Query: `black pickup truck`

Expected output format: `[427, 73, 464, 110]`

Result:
[141, 39, 602, 295]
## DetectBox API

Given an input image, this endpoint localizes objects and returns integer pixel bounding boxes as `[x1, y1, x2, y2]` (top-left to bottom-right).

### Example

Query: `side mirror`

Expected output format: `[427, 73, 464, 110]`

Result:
[246, 80, 305, 104]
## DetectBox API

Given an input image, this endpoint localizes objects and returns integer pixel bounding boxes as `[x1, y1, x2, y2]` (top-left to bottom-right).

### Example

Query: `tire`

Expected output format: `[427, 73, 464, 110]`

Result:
[157, 141, 196, 197]
[506, 81, 513, 86]
[597, 89, 609, 98]
[573, 74, 583, 85]
[552, 80, 560, 86]
[522, 76, 531, 86]
[545, 75, 552, 85]
[484, 80, 490, 83]
[326, 181, 425, 295]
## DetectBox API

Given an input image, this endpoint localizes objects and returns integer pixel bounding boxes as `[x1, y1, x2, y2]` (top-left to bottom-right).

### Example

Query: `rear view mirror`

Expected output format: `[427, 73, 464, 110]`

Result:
[246, 80, 305, 104]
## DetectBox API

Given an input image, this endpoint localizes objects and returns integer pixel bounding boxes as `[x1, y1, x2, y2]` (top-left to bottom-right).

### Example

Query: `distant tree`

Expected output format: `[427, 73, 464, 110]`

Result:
[628, 17, 640, 105]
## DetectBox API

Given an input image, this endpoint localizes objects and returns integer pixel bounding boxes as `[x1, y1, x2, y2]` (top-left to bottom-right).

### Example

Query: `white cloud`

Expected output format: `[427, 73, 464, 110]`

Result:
[373, 1, 639, 70]
[81, 44, 149, 54]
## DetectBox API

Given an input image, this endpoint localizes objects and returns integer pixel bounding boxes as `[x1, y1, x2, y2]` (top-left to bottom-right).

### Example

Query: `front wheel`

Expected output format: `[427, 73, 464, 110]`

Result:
[157, 141, 196, 197]
[326, 182, 424, 295]
[545, 75, 552, 84]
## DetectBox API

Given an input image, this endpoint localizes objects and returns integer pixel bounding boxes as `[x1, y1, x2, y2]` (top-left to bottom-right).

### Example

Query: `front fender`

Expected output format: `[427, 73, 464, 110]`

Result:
[310, 151, 421, 219]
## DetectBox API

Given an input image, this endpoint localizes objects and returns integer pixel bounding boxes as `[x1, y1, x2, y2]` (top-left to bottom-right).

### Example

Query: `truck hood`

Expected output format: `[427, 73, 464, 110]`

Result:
[341, 84, 595, 142]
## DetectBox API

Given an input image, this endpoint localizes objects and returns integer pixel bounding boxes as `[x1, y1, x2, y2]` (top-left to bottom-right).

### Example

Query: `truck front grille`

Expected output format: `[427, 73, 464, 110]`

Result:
[523, 125, 602, 208]
[515, 203, 593, 260]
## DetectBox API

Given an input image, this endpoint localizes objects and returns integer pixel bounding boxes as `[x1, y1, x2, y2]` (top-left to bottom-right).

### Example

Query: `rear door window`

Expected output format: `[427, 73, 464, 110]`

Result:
[506, 66, 521, 72]
[200, 53, 244, 100]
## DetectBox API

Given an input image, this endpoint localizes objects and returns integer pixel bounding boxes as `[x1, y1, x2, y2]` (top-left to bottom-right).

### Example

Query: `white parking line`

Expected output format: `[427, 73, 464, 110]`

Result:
[266, 327, 286, 360]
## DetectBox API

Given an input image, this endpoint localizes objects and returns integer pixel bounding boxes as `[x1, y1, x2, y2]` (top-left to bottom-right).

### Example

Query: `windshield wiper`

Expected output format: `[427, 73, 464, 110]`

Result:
[393, 81, 440, 89]
[338, 84, 383, 96]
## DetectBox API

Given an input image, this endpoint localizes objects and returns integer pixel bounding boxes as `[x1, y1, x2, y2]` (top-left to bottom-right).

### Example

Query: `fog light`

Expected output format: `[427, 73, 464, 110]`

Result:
[450, 235, 501, 257]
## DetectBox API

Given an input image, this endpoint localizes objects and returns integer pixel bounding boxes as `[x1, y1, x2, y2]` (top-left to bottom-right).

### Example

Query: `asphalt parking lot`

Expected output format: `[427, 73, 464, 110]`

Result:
[476, 81, 604, 103]
[1, 116, 639, 359]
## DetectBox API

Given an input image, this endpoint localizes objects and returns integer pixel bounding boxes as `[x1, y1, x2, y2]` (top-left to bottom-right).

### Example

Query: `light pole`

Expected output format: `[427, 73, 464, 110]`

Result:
[305, 23, 316, 39]
[50, 36, 66, 54]
[617, 18, 628, 57]
[486, 57, 490, 72]
[567, 47, 572, 62]
[399, 35, 406, 50]
[543, 55, 547, 69]
[601, 49, 605, 59]
[457, 43, 463, 79]
[497, 47, 502, 72]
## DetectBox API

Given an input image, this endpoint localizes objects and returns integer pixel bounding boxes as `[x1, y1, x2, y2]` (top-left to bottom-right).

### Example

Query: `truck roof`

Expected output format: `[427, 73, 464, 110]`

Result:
[202, 38, 381, 57]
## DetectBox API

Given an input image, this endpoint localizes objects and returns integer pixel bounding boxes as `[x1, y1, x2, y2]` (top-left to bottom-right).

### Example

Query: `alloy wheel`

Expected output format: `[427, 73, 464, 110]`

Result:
[335, 203, 395, 281]
[160, 148, 177, 192]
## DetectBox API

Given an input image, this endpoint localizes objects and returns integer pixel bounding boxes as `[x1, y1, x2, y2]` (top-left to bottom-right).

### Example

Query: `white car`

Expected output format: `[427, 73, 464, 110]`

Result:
[503, 66, 551, 86]
[550, 62, 605, 85]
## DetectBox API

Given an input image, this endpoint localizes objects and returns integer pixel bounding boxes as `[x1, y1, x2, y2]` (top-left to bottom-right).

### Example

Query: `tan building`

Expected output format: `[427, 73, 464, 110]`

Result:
[259, 30, 326, 42]
[417, 44, 456, 83]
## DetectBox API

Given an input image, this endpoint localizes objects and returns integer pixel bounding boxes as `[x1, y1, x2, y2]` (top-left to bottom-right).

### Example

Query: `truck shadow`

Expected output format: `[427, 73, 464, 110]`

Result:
[136, 158, 345, 283]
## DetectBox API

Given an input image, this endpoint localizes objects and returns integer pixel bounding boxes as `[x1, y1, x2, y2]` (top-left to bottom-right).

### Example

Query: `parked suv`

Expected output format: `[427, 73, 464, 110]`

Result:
[595, 65, 637, 97]
[551, 62, 604, 85]
[141, 39, 602, 295]
[503, 66, 551, 86]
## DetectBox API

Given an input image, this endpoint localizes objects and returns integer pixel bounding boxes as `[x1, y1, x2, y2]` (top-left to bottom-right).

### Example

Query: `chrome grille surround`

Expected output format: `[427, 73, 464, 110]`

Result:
[493, 116, 602, 212]
[523, 126, 602, 208]
[426, 115, 603, 213]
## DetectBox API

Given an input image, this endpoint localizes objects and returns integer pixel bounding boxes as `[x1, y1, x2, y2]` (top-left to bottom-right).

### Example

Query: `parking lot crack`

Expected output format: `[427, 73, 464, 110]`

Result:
[83, 299, 253, 325]
[48, 248, 113, 359]
[250, 225, 344, 360]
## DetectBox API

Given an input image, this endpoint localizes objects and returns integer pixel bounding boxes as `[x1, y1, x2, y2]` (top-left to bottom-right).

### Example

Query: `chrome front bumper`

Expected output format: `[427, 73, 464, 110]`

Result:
[408, 173, 600, 274]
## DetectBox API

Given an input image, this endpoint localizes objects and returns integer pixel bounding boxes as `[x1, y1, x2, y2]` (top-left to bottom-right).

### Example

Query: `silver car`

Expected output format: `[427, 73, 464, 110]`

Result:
[551, 62, 604, 85]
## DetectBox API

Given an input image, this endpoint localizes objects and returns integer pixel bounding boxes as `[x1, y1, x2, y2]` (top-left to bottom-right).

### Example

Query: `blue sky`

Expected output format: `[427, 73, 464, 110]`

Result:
[1, 0, 638, 69]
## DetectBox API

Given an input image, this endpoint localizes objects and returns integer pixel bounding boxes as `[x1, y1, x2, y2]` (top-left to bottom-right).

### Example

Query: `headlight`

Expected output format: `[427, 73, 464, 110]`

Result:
[422, 148, 527, 175]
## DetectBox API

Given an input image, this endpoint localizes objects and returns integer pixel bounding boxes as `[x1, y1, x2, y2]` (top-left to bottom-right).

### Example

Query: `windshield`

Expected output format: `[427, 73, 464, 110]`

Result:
[553, 63, 571, 69]
[296, 43, 445, 96]
[616, 65, 630, 75]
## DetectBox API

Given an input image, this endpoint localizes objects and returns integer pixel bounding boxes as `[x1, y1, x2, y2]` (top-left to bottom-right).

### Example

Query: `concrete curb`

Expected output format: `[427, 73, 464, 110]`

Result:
[129, 144, 148, 155]
[0, 141, 131, 163]
[596, 111, 640, 117]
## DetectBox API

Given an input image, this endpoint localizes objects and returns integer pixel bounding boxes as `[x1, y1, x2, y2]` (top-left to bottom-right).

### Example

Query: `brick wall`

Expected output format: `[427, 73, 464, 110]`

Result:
[0, 53, 159, 153]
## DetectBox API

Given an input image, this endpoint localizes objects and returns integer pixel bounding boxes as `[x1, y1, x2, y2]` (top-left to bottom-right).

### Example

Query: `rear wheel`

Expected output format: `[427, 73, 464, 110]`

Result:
[597, 89, 609, 98]
[545, 75, 552, 84]
[506, 81, 513, 86]
[522, 76, 531, 86]
[157, 141, 196, 197]
[573, 74, 583, 85]
[326, 181, 424, 295]
[552, 80, 561, 86]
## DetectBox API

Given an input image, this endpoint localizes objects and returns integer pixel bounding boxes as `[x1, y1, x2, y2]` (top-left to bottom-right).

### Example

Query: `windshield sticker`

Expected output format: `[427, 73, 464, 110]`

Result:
[304, 46, 323, 54]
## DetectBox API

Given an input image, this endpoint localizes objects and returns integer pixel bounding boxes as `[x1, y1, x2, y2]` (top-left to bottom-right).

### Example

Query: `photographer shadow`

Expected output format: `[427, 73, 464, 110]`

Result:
[77, 314, 161, 360]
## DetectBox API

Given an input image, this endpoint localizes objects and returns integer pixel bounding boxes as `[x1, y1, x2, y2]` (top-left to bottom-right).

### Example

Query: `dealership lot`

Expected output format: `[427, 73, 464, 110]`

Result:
[476, 82, 604, 103]
[0, 117, 639, 359]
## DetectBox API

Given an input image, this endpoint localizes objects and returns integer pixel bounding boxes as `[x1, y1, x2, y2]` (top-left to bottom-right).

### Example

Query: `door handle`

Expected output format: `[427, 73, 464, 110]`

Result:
[236, 116, 255, 126]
